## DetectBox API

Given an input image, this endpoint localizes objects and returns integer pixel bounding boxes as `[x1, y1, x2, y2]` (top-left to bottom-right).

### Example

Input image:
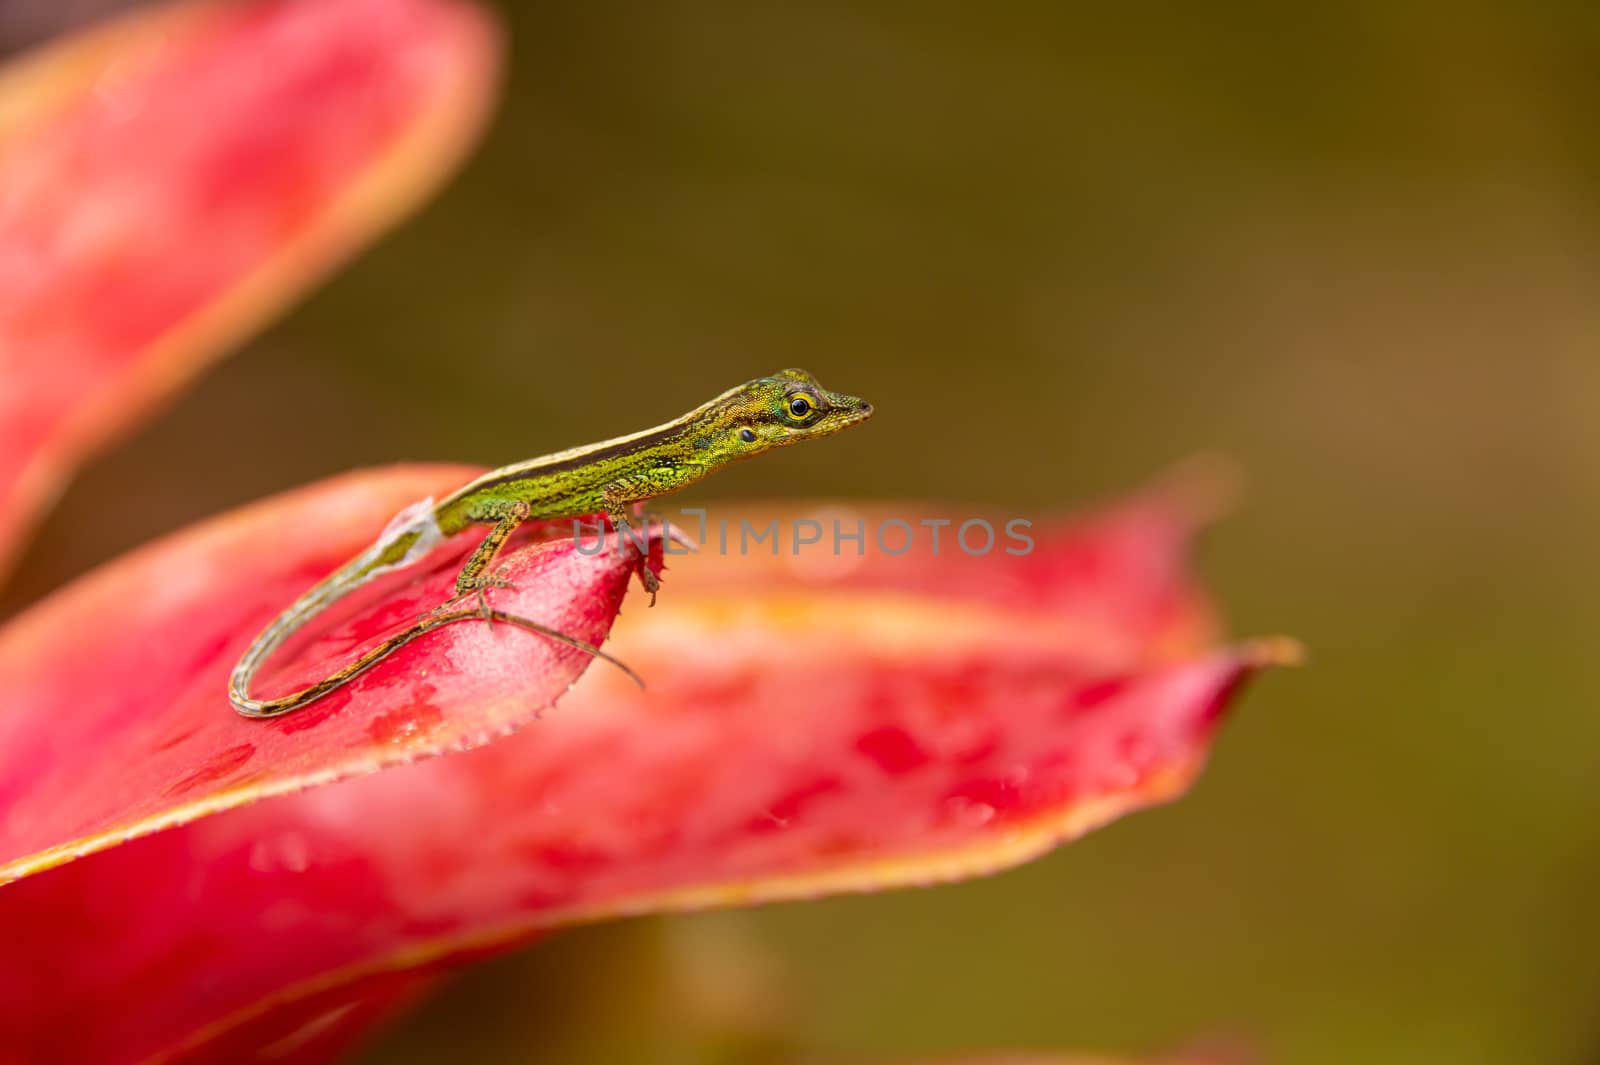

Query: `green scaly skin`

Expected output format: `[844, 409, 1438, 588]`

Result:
[229, 369, 873, 718]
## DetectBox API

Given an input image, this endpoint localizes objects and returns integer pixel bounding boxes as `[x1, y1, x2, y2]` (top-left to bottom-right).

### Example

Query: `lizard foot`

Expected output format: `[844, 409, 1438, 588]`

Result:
[637, 559, 659, 606]
[426, 569, 519, 625]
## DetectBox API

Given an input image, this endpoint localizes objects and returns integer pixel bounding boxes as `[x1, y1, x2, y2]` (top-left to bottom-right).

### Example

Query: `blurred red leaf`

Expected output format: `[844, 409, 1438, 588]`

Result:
[0, 0, 500, 577]
[0, 466, 1296, 1063]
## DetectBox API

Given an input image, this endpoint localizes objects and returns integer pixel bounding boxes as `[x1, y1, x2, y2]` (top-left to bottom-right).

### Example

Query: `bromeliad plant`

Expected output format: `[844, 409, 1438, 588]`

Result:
[0, 1, 1297, 1063]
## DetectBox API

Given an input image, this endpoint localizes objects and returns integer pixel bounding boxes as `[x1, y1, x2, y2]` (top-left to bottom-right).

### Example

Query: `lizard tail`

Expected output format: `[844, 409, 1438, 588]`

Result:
[229, 495, 641, 718]
[229, 605, 642, 719]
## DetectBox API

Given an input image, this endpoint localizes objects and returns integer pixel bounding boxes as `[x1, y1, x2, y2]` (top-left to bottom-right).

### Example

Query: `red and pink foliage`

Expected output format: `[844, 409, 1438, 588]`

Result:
[0, 0, 498, 574]
[0, 2, 1295, 1062]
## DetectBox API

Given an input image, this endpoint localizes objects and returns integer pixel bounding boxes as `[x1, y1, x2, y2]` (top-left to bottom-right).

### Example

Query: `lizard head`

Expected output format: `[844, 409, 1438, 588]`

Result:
[704, 368, 874, 457]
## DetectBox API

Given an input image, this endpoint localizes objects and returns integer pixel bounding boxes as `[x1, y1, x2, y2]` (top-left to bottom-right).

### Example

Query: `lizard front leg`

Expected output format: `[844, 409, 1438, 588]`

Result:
[601, 476, 669, 603]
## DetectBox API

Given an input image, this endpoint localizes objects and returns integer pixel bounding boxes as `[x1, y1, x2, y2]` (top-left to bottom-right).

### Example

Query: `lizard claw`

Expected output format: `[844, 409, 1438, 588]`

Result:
[637, 560, 659, 606]
[465, 571, 518, 626]
[426, 570, 520, 626]
[462, 570, 518, 594]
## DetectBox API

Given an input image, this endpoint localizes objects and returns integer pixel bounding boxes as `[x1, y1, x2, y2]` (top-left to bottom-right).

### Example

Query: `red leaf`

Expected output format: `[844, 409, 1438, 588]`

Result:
[0, 464, 663, 884]
[0, 469, 1296, 1063]
[0, 0, 500, 576]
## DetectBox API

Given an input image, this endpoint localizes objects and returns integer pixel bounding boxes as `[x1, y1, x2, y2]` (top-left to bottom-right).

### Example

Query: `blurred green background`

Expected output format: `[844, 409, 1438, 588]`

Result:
[5, 2, 1599, 1063]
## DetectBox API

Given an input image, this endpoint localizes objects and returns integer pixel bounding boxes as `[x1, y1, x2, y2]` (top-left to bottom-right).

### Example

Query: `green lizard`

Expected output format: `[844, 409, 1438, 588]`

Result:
[229, 368, 874, 718]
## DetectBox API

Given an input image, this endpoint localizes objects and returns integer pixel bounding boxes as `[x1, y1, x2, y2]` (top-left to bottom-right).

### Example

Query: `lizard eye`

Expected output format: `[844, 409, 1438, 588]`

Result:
[738, 427, 757, 443]
[786, 393, 816, 421]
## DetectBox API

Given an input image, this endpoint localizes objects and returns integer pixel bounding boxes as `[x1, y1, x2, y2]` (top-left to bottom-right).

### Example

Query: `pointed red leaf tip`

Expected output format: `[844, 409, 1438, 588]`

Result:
[0, 467, 1296, 1064]
[0, 464, 667, 885]
[0, 0, 501, 577]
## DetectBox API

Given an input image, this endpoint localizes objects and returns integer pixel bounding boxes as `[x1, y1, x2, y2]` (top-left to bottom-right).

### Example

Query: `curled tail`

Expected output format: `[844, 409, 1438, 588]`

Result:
[229, 606, 641, 718]
[229, 496, 640, 719]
